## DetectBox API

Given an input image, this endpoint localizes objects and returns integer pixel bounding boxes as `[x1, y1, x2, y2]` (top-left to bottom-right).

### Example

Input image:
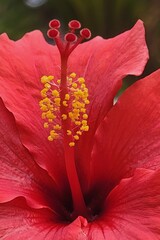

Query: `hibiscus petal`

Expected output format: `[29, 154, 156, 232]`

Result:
[72, 20, 149, 192]
[2, 169, 159, 239]
[0, 197, 88, 240]
[91, 168, 160, 240]
[70, 20, 148, 126]
[0, 31, 68, 186]
[0, 98, 69, 213]
[91, 69, 160, 197]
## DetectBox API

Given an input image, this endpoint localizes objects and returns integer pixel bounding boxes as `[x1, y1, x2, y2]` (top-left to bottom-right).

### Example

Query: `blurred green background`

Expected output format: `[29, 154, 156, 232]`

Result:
[0, 0, 160, 87]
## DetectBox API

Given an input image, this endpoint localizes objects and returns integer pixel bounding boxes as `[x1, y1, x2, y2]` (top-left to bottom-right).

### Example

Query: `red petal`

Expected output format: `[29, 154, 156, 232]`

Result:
[70, 20, 148, 126]
[0, 197, 88, 240]
[83, 169, 160, 239]
[91, 69, 160, 196]
[102, 168, 160, 239]
[0, 98, 67, 213]
[0, 31, 68, 188]
[72, 20, 148, 193]
[2, 169, 160, 239]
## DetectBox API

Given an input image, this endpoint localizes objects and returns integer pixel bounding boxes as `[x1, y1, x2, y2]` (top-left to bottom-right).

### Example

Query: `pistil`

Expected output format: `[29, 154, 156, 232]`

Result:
[40, 19, 91, 219]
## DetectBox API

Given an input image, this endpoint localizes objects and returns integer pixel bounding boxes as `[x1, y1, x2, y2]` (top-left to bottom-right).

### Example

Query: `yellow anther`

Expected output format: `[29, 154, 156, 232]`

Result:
[41, 76, 49, 84]
[42, 97, 50, 104]
[72, 109, 79, 115]
[48, 75, 54, 80]
[68, 78, 73, 84]
[84, 87, 88, 92]
[39, 100, 43, 105]
[67, 130, 72, 135]
[52, 90, 59, 97]
[50, 130, 54, 135]
[40, 105, 48, 111]
[81, 83, 86, 89]
[44, 83, 51, 89]
[53, 124, 61, 130]
[76, 131, 82, 135]
[73, 108, 80, 113]
[70, 72, 76, 78]
[81, 125, 89, 131]
[50, 130, 58, 138]
[69, 142, 75, 147]
[41, 93, 47, 98]
[84, 94, 89, 100]
[48, 105, 53, 111]
[73, 113, 79, 120]
[80, 108, 86, 113]
[75, 121, 81, 126]
[82, 120, 87, 125]
[41, 75, 54, 84]
[65, 94, 70, 100]
[62, 114, 67, 120]
[74, 90, 83, 98]
[40, 88, 48, 94]
[68, 112, 73, 118]
[46, 111, 56, 119]
[78, 77, 85, 84]
[57, 79, 61, 84]
[44, 122, 49, 128]
[48, 136, 54, 141]
[63, 101, 68, 107]
[41, 112, 46, 119]
[84, 99, 90, 104]
[72, 101, 82, 108]
[83, 114, 88, 119]
[54, 97, 61, 106]
[40, 89, 48, 97]
[74, 135, 79, 140]
[72, 82, 78, 88]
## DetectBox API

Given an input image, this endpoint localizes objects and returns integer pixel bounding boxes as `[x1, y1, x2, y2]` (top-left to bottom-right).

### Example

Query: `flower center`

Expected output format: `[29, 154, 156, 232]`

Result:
[39, 20, 93, 221]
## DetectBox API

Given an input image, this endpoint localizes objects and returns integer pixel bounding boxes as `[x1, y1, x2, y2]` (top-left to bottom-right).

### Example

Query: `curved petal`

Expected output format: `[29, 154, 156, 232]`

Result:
[70, 20, 148, 127]
[0, 98, 69, 214]
[71, 20, 149, 192]
[0, 197, 88, 240]
[90, 69, 160, 197]
[0, 31, 68, 185]
[85, 168, 160, 240]
[104, 168, 160, 239]
[2, 169, 160, 239]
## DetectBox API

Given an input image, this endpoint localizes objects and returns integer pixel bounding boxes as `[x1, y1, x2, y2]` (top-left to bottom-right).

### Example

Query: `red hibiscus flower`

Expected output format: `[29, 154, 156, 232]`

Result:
[0, 19, 160, 239]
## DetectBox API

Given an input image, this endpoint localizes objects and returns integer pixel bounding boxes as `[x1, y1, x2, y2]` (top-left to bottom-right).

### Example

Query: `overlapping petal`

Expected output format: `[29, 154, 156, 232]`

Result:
[90, 69, 160, 197]
[70, 20, 149, 192]
[0, 97, 69, 213]
[70, 20, 148, 128]
[86, 168, 160, 240]
[0, 197, 88, 240]
[0, 31, 69, 187]
[1, 169, 160, 239]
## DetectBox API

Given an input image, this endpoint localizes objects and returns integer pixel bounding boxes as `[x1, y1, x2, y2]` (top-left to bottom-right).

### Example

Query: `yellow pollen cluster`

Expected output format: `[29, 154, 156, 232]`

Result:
[39, 73, 90, 146]
[39, 75, 61, 141]
[66, 73, 90, 146]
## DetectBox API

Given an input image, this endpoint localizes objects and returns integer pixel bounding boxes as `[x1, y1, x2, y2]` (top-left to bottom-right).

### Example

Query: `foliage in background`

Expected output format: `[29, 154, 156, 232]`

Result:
[0, 0, 160, 87]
